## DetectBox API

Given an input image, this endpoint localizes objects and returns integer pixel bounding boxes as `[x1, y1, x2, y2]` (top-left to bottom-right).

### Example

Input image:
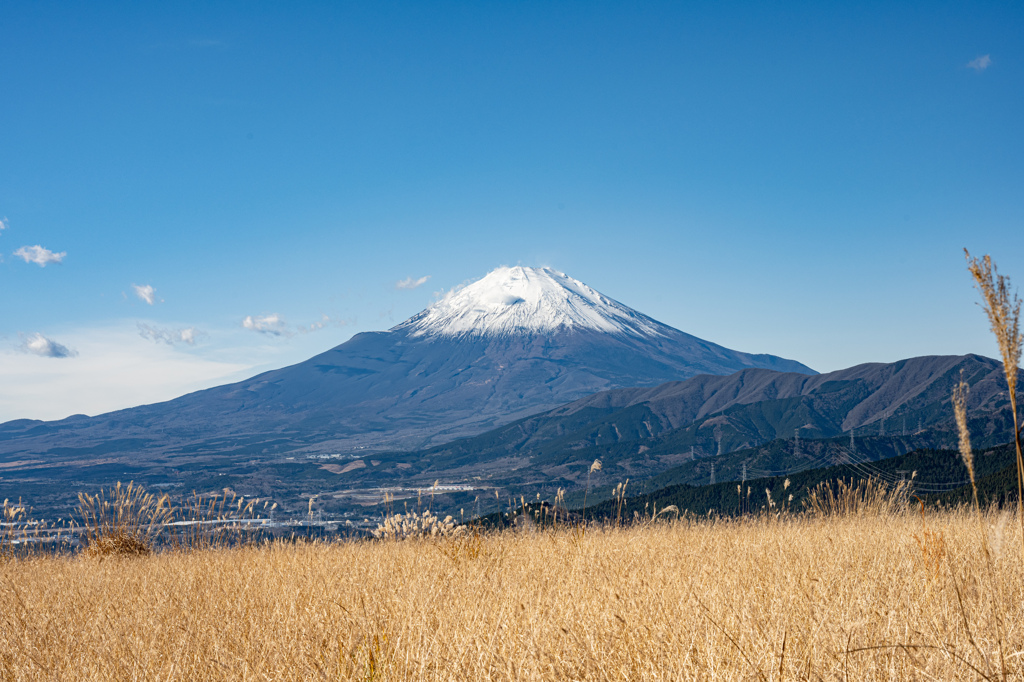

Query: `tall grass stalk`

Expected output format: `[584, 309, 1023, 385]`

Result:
[951, 371, 1009, 677]
[612, 479, 629, 527]
[580, 458, 601, 533]
[952, 374, 979, 509]
[966, 249, 1024, 558]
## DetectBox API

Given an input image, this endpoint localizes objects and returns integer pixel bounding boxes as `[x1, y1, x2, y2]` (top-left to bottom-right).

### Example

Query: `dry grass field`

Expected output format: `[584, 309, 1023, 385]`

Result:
[2, 505, 1022, 681]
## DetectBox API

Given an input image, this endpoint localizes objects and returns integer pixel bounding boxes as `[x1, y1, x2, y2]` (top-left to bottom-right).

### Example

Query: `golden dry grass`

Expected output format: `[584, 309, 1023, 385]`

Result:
[1, 509, 1022, 681]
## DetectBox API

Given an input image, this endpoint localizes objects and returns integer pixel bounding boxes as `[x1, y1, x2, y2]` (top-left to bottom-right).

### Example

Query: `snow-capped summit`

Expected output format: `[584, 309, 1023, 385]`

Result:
[397, 266, 664, 338]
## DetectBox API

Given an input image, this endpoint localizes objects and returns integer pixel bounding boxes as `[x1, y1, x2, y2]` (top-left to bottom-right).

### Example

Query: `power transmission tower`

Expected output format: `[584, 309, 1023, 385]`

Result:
[710, 463, 716, 486]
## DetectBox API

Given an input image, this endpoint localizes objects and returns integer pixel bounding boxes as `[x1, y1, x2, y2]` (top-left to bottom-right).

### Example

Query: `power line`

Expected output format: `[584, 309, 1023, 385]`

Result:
[842, 448, 967, 492]
[738, 440, 969, 493]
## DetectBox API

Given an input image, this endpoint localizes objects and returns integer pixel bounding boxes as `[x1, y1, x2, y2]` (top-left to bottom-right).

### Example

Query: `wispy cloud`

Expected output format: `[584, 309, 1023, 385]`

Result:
[396, 275, 431, 290]
[242, 313, 288, 336]
[14, 245, 65, 267]
[241, 312, 345, 337]
[967, 54, 992, 71]
[299, 314, 331, 334]
[132, 284, 159, 305]
[0, 217, 8, 234]
[138, 323, 204, 346]
[20, 333, 77, 358]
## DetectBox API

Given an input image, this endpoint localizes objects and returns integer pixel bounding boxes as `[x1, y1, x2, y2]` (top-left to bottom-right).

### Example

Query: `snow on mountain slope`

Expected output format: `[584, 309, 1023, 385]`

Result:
[396, 266, 665, 338]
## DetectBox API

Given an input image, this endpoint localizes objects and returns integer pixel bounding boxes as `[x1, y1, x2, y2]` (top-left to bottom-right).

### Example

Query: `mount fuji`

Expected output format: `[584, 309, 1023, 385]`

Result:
[0, 266, 813, 460]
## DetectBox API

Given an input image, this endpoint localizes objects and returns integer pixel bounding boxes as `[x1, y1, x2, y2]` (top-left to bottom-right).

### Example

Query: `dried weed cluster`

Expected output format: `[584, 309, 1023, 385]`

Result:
[1, 482, 274, 558]
[76, 481, 172, 557]
[1, 508, 1022, 680]
[802, 477, 912, 518]
[372, 510, 464, 540]
[1, 499, 29, 558]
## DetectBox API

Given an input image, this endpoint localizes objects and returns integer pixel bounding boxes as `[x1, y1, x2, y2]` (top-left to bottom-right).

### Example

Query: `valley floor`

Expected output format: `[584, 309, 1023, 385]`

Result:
[1, 510, 1022, 680]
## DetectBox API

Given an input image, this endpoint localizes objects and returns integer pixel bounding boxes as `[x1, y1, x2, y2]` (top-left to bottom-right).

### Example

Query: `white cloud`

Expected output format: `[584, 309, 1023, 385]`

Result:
[967, 54, 992, 71]
[132, 284, 159, 305]
[20, 333, 77, 358]
[243, 313, 288, 335]
[14, 245, 65, 267]
[138, 323, 204, 346]
[0, 324, 255, 421]
[396, 275, 431, 290]
[0, 217, 8, 233]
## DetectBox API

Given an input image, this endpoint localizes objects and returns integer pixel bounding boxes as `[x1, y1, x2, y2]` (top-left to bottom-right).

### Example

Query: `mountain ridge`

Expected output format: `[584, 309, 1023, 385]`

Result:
[409, 353, 1010, 474]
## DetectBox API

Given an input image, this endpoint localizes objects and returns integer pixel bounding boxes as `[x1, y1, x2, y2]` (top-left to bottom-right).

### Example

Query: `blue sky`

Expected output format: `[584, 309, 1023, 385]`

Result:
[2, 1, 1023, 421]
